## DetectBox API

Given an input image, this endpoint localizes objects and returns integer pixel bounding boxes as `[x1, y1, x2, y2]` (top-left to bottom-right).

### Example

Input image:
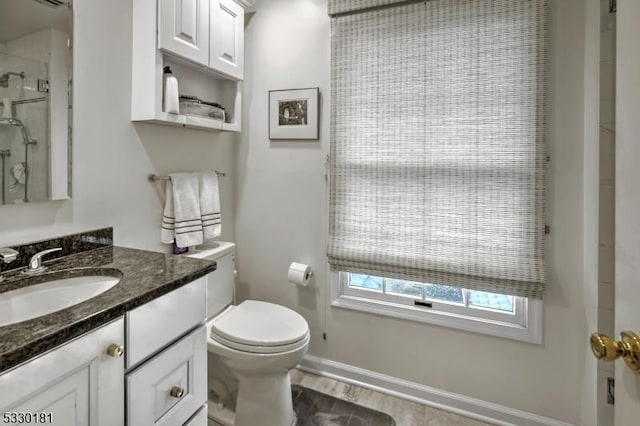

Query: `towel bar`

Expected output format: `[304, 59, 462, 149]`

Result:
[148, 172, 225, 182]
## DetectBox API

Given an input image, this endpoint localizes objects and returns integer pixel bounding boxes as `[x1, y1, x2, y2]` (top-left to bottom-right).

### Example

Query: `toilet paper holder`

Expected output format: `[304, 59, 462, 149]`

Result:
[288, 262, 313, 286]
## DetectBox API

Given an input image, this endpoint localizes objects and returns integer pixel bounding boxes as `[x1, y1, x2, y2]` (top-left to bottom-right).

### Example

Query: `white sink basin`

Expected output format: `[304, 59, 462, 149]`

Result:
[0, 274, 120, 327]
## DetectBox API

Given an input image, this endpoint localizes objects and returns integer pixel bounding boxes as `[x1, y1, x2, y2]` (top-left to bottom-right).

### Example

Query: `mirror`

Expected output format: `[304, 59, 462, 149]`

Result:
[0, 0, 72, 205]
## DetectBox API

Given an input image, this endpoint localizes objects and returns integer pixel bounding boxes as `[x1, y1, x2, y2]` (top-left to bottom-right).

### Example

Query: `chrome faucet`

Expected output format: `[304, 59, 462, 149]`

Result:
[0, 247, 19, 282]
[22, 248, 62, 276]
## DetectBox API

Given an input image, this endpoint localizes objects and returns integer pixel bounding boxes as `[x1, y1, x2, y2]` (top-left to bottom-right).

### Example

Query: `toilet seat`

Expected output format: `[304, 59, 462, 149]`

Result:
[209, 328, 310, 354]
[210, 300, 309, 354]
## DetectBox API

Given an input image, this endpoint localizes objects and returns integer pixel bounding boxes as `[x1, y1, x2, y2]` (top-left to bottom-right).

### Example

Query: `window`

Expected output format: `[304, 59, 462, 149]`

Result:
[332, 272, 542, 343]
[327, 0, 548, 343]
[344, 273, 523, 323]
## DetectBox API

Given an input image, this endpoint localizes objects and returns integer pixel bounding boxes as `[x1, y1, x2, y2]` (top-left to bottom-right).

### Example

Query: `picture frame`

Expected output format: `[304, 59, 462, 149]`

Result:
[268, 87, 320, 140]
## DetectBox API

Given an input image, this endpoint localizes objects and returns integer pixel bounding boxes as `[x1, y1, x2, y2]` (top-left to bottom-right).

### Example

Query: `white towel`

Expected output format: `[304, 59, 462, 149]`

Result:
[198, 172, 222, 240]
[160, 173, 203, 248]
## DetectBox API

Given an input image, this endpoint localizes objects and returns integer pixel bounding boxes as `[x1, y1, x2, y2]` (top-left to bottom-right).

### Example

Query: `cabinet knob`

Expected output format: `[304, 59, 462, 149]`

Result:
[170, 386, 185, 399]
[106, 344, 125, 358]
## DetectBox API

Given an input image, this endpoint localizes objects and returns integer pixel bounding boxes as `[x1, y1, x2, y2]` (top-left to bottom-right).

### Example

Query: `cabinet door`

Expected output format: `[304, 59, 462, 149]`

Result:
[159, 0, 210, 66]
[209, 0, 244, 80]
[9, 367, 90, 426]
[0, 318, 125, 426]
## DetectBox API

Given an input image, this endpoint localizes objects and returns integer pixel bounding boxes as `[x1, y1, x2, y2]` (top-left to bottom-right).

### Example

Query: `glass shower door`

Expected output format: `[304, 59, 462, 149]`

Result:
[0, 51, 49, 204]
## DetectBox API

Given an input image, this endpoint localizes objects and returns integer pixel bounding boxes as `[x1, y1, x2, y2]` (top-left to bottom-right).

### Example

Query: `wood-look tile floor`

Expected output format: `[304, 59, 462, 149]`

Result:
[290, 369, 493, 426]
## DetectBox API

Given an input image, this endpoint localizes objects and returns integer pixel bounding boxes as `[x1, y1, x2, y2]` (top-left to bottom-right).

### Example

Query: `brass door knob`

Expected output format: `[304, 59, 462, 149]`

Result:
[590, 331, 640, 373]
[170, 386, 185, 399]
[106, 344, 125, 358]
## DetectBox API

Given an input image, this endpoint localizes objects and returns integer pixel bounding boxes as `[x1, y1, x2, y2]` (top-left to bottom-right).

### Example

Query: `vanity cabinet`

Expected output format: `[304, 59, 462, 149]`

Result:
[0, 276, 209, 426]
[0, 318, 125, 426]
[134, 0, 251, 132]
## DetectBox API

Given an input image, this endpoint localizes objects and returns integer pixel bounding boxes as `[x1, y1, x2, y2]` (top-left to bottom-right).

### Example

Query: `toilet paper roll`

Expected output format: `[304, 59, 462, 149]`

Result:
[288, 262, 313, 287]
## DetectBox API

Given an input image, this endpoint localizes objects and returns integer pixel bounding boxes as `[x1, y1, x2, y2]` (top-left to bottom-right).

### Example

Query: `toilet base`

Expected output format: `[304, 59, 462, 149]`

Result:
[233, 370, 295, 426]
[208, 399, 296, 426]
[207, 403, 234, 426]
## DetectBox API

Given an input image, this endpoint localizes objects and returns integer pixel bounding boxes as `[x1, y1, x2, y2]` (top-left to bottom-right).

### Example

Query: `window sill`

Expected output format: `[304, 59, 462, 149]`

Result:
[330, 294, 543, 344]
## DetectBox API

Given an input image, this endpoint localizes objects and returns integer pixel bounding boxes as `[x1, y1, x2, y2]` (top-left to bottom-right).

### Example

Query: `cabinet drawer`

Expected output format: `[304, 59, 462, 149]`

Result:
[184, 404, 207, 426]
[127, 325, 207, 426]
[126, 277, 206, 368]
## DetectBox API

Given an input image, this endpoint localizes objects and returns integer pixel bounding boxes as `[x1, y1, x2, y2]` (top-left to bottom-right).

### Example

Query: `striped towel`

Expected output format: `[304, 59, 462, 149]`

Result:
[161, 173, 204, 248]
[198, 172, 222, 239]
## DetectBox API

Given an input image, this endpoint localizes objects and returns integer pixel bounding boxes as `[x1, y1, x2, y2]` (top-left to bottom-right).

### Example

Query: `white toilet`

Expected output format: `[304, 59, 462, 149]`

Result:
[188, 242, 310, 426]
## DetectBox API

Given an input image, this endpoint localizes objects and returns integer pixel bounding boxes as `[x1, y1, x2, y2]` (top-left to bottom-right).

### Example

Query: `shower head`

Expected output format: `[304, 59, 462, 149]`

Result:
[0, 118, 37, 145]
[0, 72, 25, 88]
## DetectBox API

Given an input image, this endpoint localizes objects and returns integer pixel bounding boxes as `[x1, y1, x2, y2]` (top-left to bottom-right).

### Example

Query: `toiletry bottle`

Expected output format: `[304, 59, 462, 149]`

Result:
[163, 66, 179, 114]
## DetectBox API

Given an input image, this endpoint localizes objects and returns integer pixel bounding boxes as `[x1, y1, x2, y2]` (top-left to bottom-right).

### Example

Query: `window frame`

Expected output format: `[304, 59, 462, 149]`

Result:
[330, 272, 543, 344]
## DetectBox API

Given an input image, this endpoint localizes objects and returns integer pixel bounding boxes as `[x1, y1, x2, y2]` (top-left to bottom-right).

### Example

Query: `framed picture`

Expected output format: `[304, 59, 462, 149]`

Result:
[269, 88, 319, 140]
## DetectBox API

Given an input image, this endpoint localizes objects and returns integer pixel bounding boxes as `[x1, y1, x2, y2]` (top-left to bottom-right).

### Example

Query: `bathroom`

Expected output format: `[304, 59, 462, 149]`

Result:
[0, 0, 638, 425]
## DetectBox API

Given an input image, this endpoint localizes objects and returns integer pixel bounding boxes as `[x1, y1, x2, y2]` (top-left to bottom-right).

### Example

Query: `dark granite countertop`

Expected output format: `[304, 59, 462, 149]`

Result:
[0, 246, 216, 374]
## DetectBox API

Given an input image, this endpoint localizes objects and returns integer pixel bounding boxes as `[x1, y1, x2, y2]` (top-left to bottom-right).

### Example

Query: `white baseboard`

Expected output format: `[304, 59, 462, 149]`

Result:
[299, 355, 574, 426]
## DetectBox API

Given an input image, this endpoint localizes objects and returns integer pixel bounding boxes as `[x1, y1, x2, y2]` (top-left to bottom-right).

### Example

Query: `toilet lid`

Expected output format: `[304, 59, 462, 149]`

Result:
[211, 300, 309, 347]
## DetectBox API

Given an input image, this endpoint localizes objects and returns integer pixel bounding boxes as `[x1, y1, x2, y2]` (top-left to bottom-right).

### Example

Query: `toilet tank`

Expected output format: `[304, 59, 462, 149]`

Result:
[188, 241, 236, 320]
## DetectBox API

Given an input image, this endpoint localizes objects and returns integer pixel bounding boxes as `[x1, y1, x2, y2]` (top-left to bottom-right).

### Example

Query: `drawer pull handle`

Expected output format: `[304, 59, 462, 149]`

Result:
[106, 344, 125, 358]
[170, 386, 185, 399]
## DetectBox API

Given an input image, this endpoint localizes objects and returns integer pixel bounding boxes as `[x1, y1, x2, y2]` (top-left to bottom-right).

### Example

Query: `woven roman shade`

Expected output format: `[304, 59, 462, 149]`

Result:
[328, 0, 407, 16]
[328, 0, 548, 299]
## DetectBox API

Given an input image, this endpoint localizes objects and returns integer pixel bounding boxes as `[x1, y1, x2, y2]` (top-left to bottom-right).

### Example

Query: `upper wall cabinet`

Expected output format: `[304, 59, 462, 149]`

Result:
[159, 0, 210, 66]
[209, 0, 244, 80]
[158, 0, 244, 80]
[132, 0, 252, 132]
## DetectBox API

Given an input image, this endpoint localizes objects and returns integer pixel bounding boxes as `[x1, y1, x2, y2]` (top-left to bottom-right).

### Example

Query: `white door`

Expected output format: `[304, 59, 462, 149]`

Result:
[209, 0, 244, 80]
[614, 0, 640, 423]
[159, 0, 210, 66]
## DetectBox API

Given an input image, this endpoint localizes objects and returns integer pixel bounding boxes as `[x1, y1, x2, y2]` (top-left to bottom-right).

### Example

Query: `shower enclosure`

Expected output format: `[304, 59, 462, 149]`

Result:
[0, 52, 48, 204]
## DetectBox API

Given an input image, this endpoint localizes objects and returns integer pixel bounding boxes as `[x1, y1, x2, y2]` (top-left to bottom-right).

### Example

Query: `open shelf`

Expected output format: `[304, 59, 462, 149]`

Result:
[145, 111, 240, 132]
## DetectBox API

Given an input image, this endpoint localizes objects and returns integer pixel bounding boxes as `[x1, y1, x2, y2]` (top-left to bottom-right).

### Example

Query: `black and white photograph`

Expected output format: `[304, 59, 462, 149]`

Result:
[269, 88, 319, 139]
[278, 99, 308, 126]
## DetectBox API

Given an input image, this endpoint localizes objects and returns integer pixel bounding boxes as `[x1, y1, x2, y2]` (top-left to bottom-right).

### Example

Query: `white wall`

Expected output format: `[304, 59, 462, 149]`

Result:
[236, 0, 589, 423]
[236, 0, 330, 354]
[0, 0, 237, 250]
[72, 0, 237, 250]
